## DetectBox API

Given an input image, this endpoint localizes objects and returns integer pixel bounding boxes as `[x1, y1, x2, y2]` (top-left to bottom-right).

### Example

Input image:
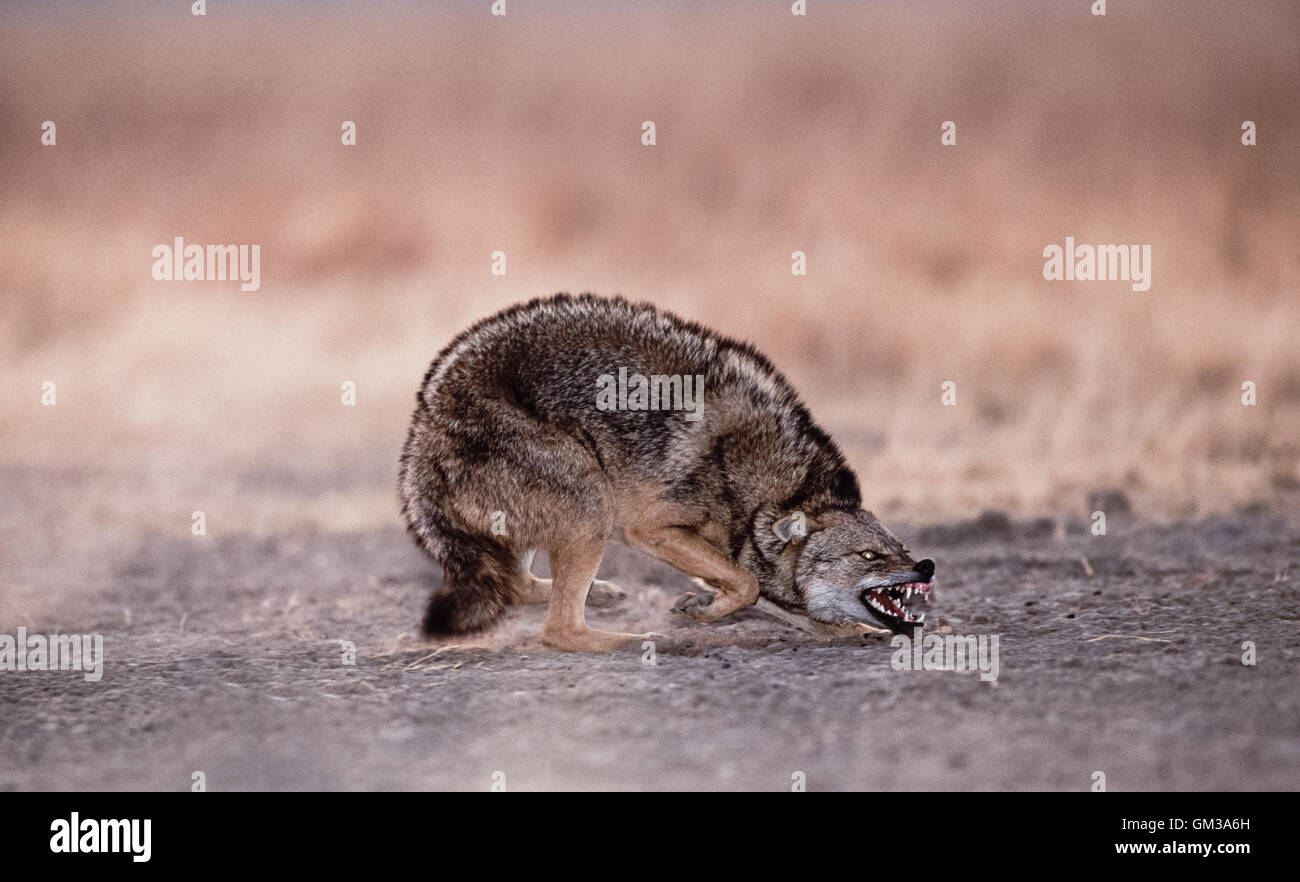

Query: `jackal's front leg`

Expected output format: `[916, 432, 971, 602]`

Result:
[625, 522, 759, 623]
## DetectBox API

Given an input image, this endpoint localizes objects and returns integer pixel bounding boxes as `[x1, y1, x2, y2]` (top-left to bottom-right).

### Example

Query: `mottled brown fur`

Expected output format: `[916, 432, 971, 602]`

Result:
[399, 293, 934, 651]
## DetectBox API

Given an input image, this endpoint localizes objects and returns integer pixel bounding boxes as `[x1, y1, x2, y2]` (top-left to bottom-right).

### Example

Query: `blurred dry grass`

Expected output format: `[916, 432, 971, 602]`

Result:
[1, 0, 1298, 532]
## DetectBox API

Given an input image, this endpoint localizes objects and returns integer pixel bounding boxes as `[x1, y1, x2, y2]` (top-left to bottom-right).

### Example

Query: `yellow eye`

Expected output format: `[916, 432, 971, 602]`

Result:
[859, 550, 877, 561]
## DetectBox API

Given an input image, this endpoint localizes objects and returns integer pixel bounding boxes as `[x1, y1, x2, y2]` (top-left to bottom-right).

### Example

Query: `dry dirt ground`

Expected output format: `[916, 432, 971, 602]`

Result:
[2, 468, 1296, 792]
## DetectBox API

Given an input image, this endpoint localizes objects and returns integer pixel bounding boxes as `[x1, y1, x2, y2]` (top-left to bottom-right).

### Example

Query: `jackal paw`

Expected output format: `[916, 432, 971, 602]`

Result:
[586, 579, 625, 609]
[672, 589, 720, 622]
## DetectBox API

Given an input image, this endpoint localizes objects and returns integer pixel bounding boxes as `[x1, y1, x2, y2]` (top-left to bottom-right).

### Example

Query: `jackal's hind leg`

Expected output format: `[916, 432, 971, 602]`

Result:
[539, 536, 653, 653]
[514, 549, 624, 608]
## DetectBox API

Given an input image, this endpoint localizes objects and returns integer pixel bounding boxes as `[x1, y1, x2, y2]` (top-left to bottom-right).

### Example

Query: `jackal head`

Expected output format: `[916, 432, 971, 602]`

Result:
[769, 508, 935, 630]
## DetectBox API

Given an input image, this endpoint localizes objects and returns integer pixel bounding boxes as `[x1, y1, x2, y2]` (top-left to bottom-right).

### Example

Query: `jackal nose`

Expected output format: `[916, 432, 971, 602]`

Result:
[913, 559, 935, 581]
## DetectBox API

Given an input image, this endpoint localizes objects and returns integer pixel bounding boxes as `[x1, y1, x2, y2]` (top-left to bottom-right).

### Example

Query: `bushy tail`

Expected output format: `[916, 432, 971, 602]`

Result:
[400, 469, 519, 635]
[421, 527, 518, 635]
[400, 424, 523, 635]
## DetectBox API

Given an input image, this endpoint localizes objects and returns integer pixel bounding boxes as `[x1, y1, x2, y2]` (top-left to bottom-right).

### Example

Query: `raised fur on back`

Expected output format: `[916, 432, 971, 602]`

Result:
[399, 293, 933, 650]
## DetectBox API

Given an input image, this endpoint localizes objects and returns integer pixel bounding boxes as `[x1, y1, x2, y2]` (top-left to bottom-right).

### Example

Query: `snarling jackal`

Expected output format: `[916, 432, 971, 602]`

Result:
[399, 293, 934, 652]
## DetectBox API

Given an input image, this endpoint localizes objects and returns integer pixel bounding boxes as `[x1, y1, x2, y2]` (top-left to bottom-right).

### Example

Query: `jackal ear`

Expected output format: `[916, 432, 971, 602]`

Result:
[772, 511, 817, 544]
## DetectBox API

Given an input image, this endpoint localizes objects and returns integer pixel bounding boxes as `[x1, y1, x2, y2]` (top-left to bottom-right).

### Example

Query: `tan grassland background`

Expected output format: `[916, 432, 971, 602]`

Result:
[2, 0, 1297, 553]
